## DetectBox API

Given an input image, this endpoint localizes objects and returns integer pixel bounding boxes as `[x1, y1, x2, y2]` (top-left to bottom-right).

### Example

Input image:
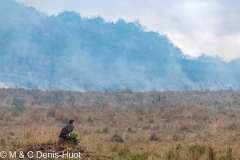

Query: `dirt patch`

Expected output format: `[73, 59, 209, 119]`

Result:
[21, 139, 111, 160]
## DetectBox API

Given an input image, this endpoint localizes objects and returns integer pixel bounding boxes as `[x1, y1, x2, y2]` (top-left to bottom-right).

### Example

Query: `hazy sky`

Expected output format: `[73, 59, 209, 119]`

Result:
[15, 0, 240, 61]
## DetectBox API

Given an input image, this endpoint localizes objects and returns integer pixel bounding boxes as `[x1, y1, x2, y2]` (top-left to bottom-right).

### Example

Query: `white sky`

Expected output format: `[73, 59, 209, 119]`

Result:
[15, 0, 240, 61]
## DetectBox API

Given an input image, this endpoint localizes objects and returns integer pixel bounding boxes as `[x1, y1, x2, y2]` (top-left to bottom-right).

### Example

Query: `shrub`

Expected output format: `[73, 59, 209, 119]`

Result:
[110, 134, 124, 142]
[12, 97, 26, 112]
[150, 132, 159, 141]
[67, 133, 79, 145]
[102, 127, 109, 134]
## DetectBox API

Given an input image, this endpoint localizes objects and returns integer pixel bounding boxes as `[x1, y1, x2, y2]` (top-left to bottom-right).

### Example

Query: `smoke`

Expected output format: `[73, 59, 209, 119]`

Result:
[0, 0, 240, 91]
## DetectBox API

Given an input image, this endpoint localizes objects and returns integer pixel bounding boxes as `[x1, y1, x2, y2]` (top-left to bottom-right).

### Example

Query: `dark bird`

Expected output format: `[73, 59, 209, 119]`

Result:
[59, 120, 74, 138]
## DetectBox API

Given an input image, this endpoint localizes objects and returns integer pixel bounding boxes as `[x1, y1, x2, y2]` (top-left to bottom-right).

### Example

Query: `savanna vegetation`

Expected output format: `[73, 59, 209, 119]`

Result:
[0, 88, 240, 159]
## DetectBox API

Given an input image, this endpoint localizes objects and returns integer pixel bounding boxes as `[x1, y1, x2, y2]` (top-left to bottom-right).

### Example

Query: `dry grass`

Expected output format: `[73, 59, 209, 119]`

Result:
[0, 89, 240, 159]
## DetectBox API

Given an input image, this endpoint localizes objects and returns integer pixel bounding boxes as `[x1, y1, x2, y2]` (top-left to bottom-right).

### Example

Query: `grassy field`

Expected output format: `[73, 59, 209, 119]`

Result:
[0, 88, 240, 159]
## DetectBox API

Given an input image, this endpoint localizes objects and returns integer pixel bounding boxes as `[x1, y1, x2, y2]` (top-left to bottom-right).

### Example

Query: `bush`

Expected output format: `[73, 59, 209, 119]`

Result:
[102, 127, 109, 134]
[12, 97, 26, 112]
[150, 132, 159, 141]
[110, 134, 124, 142]
[67, 133, 79, 145]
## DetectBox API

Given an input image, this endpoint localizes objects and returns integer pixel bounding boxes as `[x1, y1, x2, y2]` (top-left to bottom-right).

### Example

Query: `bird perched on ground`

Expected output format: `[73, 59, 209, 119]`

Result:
[59, 120, 74, 138]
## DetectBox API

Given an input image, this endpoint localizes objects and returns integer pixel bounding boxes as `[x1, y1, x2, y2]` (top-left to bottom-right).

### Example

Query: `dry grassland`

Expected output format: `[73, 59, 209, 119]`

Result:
[0, 88, 240, 159]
